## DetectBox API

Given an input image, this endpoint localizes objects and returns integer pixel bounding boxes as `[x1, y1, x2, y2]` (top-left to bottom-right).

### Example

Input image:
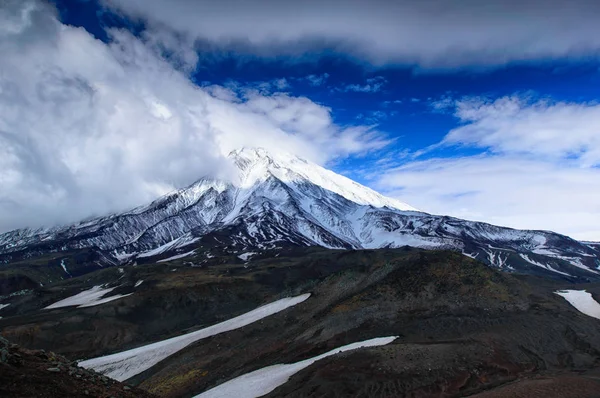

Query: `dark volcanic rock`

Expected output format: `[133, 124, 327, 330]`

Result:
[0, 336, 155, 398]
[3, 248, 600, 398]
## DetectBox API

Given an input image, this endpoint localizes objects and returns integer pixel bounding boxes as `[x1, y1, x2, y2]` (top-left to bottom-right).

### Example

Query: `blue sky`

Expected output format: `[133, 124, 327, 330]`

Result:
[1, 0, 600, 239]
[53, 0, 600, 162]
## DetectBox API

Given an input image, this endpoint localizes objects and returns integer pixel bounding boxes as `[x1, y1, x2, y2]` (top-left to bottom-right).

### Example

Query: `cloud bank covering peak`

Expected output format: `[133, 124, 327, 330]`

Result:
[0, 0, 386, 233]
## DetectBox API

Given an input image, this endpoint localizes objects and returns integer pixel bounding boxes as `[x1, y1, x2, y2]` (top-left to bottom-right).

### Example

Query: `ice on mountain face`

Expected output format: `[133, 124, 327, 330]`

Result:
[79, 293, 311, 381]
[0, 303, 10, 311]
[555, 290, 600, 320]
[45, 286, 131, 309]
[194, 336, 398, 398]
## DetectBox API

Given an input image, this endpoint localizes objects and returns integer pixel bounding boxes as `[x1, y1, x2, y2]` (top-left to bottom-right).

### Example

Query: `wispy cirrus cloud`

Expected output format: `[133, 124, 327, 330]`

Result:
[439, 95, 600, 167]
[304, 73, 329, 86]
[338, 76, 387, 93]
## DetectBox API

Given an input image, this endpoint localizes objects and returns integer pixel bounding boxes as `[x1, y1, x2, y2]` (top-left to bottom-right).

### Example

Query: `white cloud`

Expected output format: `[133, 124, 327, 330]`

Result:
[374, 95, 600, 240]
[339, 76, 387, 93]
[304, 73, 329, 86]
[3, 0, 599, 243]
[102, 0, 600, 68]
[138, 26, 200, 73]
[377, 156, 600, 241]
[441, 96, 600, 167]
[0, 0, 387, 232]
[251, 78, 290, 93]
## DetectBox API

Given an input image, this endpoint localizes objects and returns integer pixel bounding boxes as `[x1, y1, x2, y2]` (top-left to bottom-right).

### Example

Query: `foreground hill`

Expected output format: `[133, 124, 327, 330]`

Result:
[0, 335, 154, 398]
[2, 247, 600, 397]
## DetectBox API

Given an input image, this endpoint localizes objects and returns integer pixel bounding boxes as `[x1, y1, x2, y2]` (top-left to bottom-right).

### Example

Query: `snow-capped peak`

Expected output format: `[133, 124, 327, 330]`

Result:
[3, 146, 598, 281]
[227, 147, 418, 212]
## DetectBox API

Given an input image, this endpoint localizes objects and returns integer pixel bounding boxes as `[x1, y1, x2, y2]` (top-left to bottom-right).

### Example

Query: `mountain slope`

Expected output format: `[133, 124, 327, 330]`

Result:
[0, 148, 598, 281]
[4, 248, 600, 397]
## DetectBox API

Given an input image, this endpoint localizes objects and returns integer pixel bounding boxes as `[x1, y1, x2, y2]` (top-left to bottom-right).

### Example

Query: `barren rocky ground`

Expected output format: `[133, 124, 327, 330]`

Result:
[1, 247, 600, 397]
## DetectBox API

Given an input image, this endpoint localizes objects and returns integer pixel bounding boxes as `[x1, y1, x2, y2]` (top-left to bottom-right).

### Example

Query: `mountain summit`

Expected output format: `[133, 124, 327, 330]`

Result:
[0, 148, 598, 280]
[227, 148, 417, 211]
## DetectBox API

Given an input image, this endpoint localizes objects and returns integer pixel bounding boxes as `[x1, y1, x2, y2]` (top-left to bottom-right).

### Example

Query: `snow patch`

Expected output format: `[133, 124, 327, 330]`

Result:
[157, 250, 196, 263]
[0, 303, 10, 311]
[60, 259, 71, 276]
[555, 290, 600, 320]
[137, 236, 200, 258]
[519, 254, 571, 276]
[79, 293, 311, 381]
[462, 252, 479, 260]
[533, 250, 598, 274]
[194, 336, 398, 398]
[45, 286, 132, 309]
[483, 249, 508, 268]
[238, 252, 257, 261]
[134, 280, 144, 288]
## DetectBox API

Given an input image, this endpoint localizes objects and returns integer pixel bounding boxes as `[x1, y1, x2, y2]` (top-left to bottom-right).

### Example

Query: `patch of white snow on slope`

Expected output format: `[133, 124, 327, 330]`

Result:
[555, 290, 600, 320]
[0, 303, 10, 311]
[519, 254, 571, 277]
[137, 236, 200, 258]
[45, 286, 131, 309]
[194, 336, 398, 398]
[157, 250, 196, 263]
[135, 280, 144, 287]
[78, 293, 311, 381]
[462, 252, 479, 260]
[533, 250, 598, 274]
[483, 249, 508, 268]
[238, 252, 257, 261]
[60, 259, 71, 276]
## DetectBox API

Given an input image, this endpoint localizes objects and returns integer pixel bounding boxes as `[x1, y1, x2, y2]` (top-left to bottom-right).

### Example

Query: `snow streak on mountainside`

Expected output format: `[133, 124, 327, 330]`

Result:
[0, 148, 599, 279]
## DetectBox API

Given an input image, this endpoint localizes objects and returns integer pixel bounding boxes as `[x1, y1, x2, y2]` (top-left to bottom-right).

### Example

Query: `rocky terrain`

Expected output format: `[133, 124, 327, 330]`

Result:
[1, 247, 600, 397]
[0, 335, 154, 398]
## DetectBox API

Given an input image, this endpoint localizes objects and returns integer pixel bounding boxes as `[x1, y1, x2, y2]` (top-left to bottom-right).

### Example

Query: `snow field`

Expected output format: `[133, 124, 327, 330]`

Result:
[79, 293, 311, 381]
[194, 336, 398, 398]
[555, 290, 600, 320]
[45, 286, 132, 309]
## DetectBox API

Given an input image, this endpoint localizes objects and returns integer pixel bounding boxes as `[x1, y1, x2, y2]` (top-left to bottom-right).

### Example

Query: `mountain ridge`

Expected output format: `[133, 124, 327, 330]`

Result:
[0, 147, 599, 281]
